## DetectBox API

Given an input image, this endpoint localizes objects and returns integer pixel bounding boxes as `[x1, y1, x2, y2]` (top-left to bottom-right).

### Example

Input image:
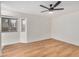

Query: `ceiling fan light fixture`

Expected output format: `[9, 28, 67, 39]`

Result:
[49, 11, 53, 14]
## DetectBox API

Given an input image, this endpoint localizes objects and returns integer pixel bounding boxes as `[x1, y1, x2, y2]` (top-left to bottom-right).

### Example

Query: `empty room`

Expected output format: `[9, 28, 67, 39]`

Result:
[0, 1, 79, 57]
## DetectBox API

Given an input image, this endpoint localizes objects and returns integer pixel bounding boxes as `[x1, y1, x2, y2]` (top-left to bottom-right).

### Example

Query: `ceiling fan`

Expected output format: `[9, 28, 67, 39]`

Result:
[40, 1, 64, 13]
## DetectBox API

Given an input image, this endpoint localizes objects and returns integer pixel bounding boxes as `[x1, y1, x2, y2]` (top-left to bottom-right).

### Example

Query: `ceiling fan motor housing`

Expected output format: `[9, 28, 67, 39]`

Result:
[50, 4, 52, 7]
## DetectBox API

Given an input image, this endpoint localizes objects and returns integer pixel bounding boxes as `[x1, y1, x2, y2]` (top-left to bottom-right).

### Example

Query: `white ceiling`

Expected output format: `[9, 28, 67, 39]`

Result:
[1, 1, 79, 16]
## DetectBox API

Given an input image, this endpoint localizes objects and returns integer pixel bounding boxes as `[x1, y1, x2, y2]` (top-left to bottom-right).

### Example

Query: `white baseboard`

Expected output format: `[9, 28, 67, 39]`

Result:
[51, 34, 79, 46]
[19, 41, 27, 43]
[2, 41, 19, 47]
[27, 37, 50, 43]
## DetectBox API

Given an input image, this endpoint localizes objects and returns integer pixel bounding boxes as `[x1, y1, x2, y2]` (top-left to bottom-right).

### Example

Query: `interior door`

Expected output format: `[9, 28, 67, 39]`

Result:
[20, 18, 27, 43]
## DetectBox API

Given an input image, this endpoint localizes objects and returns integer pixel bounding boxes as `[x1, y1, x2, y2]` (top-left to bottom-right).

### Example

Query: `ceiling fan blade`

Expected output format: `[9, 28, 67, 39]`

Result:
[54, 8, 64, 10]
[40, 5, 49, 9]
[53, 1, 61, 8]
[41, 10, 49, 13]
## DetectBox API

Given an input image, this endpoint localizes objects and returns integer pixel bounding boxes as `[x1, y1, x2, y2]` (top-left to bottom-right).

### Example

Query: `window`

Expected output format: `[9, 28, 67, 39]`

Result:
[1, 16, 17, 32]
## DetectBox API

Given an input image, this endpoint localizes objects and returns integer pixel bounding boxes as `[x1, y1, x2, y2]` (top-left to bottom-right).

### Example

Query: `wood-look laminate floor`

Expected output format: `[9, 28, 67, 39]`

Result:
[2, 38, 79, 57]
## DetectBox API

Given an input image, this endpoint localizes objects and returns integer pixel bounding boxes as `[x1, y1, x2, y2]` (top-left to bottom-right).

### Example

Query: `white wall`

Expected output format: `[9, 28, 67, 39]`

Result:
[51, 11, 79, 46]
[1, 6, 51, 45]
[2, 32, 19, 46]
[27, 14, 51, 42]
[2, 4, 79, 46]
